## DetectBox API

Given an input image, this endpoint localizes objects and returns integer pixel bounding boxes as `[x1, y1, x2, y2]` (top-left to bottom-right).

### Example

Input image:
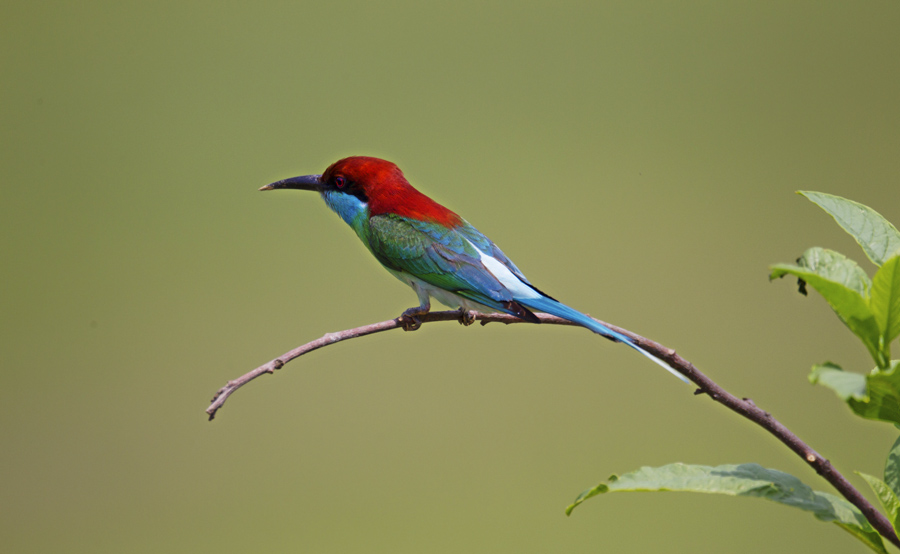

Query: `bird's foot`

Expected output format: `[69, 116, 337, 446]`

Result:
[399, 306, 428, 332]
[457, 308, 477, 326]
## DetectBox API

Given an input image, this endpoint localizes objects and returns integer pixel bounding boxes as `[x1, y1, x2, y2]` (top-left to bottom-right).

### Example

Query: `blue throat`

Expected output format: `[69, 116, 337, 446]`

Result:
[322, 190, 369, 228]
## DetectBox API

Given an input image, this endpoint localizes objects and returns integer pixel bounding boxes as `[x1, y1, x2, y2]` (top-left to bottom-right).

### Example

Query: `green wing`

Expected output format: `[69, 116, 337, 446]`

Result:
[366, 214, 518, 310]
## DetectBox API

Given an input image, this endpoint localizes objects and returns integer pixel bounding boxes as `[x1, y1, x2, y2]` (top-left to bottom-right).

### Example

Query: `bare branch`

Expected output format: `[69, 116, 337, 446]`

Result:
[206, 311, 548, 420]
[206, 311, 899, 548]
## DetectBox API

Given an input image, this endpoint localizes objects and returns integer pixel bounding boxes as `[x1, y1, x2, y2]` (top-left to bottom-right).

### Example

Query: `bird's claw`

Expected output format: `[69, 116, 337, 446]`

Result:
[457, 309, 477, 326]
[400, 315, 421, 331]
[399, 307, 428, 331]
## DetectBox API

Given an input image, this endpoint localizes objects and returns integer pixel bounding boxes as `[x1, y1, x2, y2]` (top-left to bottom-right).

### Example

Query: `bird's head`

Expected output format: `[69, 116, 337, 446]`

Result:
[261, 156, 462, 227]
[259, 156, 403, 203]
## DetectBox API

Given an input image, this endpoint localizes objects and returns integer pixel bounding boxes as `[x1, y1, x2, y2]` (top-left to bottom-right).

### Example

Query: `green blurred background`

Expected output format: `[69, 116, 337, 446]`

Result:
[3, 1, 899, 552]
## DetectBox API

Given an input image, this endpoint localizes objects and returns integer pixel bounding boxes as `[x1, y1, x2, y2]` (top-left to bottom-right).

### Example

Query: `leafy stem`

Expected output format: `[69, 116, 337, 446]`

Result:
[205, 309, 899, 549]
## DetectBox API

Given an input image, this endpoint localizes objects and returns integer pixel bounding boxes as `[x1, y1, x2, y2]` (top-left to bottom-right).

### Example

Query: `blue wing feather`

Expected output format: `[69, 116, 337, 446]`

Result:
[366, 214, 689, 384]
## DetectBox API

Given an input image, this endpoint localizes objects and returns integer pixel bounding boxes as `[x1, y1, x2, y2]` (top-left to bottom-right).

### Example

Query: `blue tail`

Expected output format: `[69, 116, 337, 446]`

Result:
[518, 296, 690, 384]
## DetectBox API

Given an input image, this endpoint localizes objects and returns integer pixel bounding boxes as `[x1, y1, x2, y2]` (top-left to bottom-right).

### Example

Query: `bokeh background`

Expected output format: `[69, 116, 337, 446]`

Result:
[3, 2, 899, 552]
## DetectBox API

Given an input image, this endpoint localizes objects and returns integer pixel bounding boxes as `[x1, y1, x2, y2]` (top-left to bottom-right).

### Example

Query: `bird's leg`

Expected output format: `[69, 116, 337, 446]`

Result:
[399, 300, 430, 332]
[457, 308, 477, 326]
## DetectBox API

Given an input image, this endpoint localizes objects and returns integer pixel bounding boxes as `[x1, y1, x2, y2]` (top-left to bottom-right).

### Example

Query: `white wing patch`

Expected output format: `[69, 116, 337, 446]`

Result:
[465, 239, 540, 299]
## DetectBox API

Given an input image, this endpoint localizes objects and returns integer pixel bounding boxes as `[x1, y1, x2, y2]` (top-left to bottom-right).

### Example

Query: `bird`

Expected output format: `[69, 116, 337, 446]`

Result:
[260, 156, 687, 383]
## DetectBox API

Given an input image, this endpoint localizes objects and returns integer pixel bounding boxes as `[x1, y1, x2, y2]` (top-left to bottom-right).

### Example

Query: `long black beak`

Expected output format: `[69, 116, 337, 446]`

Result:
[259, 174, 323, 192]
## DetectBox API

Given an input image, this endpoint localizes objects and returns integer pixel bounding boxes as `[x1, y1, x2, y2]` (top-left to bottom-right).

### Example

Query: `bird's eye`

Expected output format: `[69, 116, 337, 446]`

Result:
[334, 176, 346, 189]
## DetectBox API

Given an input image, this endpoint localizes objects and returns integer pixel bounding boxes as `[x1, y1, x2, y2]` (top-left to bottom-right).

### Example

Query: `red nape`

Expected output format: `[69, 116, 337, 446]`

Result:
[323, 157, 462, 227]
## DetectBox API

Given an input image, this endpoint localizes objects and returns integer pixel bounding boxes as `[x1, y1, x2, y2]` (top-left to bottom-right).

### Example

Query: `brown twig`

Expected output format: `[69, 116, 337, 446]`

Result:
[205, 311, 545, 420]
[206, 311, 899, 548]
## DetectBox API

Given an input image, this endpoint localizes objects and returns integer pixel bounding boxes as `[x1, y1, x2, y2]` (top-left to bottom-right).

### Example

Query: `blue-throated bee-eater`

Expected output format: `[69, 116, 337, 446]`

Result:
[261, 156, 686, 382]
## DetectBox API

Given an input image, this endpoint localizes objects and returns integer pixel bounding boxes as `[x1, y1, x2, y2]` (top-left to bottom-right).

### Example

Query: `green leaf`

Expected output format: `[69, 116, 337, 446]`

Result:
[872, 256, 900, 351]
[567, 463, 886, 553]
[771, 250, 882, 365]
[812, 361, 900, 425]
[809, 362, 867, 401]
[799, 191, 900, 267]
[794, 247, 872, 296]
[856, 361, 900, 425]
[885, 436, 900, 499]
[858, 472, 900, 535]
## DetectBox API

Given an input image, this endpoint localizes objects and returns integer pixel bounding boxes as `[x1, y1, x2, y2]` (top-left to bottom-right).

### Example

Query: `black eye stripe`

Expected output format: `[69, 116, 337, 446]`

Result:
[348, 188, 368, 202]
[327, 175, 368, 202]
